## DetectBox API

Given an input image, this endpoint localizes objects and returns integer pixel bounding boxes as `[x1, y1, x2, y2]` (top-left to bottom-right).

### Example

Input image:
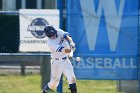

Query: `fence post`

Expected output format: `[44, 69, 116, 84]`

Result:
[21, 62, 25, 76]
[57, 0, 65, 92]
[138, 7, 140, 93]
[57, 76, 63, 93]
[41, 54, 51, 89]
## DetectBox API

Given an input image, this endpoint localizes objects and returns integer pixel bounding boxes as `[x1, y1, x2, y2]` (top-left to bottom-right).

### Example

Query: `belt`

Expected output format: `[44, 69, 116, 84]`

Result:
[52, 57, 67, 60]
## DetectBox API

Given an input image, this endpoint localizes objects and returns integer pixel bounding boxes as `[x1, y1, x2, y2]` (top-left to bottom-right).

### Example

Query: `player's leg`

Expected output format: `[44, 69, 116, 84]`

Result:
[42, 61, 64, 93]
[63, 60, 77, 93]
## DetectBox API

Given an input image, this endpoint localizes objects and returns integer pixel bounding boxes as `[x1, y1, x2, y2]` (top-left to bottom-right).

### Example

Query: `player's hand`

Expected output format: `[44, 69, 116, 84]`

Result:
[70, 42, 76, 51]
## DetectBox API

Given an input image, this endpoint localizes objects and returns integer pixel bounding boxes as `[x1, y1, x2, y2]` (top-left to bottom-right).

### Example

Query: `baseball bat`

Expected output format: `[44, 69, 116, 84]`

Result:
[69, 50, 74, 57]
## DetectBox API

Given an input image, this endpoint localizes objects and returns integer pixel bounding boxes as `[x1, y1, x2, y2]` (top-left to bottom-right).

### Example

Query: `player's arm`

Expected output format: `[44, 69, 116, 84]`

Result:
[49, 45, 71, 53]
[56, 30, 75, 53]
[58, 33, 75, 53]
[63, 33, 76, 51]
[66, 35, 74, 45]
[55, 45, 71, 53]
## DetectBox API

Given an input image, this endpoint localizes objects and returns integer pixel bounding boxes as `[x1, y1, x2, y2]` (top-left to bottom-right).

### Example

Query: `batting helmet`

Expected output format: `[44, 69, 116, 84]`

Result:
[44, 25, 57, 38]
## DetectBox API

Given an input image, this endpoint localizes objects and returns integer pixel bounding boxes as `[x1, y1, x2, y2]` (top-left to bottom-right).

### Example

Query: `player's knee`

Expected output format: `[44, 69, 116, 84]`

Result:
[48, 81, 59, 90]
[68, 77, 76, 84]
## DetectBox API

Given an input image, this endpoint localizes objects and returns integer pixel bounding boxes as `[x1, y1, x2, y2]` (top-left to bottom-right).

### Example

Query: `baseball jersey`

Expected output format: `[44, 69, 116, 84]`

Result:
[47, 29, 70, 59]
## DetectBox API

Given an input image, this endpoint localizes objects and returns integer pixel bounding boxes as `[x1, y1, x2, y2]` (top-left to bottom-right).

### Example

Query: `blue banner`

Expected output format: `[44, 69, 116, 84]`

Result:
[67, 0, 139, 80]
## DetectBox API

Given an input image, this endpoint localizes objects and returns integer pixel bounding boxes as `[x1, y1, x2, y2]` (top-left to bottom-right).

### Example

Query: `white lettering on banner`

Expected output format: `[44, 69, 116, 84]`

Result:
[72, 57, 137, 69]
[20, 40, 47, 44]
[113, 58, 121, 68]
[95, 58, 103, 68]
[104, 58, 112, 68]
[28, 26, 46, 31]
[80, 0, 125, 51]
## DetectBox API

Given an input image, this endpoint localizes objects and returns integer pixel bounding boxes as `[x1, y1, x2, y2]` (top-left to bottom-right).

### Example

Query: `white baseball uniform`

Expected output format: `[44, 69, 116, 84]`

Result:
[47, 29, 76, 90]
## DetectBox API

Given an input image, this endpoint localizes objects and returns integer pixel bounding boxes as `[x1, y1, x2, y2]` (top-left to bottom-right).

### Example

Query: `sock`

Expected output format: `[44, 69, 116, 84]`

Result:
[69, 83, 76, 87]
[69, 83, 77, 93]
[43, 84, 50, 92]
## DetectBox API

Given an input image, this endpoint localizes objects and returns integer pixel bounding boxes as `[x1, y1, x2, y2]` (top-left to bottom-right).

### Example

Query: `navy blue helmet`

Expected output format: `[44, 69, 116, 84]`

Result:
[44, 25, 57, 38]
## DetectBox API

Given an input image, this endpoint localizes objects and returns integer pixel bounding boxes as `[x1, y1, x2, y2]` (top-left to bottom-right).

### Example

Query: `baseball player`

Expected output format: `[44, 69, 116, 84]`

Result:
[42, 25, 77, 93]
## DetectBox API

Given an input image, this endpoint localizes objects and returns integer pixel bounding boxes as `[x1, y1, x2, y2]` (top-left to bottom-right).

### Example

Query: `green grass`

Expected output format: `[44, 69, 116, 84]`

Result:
[63, 77, 124, 93]
[0, 74, 124, 93]
[0, 75, 41, 93]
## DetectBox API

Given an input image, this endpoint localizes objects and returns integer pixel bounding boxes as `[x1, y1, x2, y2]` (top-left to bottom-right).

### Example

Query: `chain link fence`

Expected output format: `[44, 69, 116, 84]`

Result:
[0, 0, 55, 93]
[0, 0, 139, 93]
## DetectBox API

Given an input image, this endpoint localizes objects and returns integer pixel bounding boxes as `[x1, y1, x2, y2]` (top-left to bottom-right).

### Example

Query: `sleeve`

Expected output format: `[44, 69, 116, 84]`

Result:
[63, 32, 71, 39]
[57, 29, 71, 39]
